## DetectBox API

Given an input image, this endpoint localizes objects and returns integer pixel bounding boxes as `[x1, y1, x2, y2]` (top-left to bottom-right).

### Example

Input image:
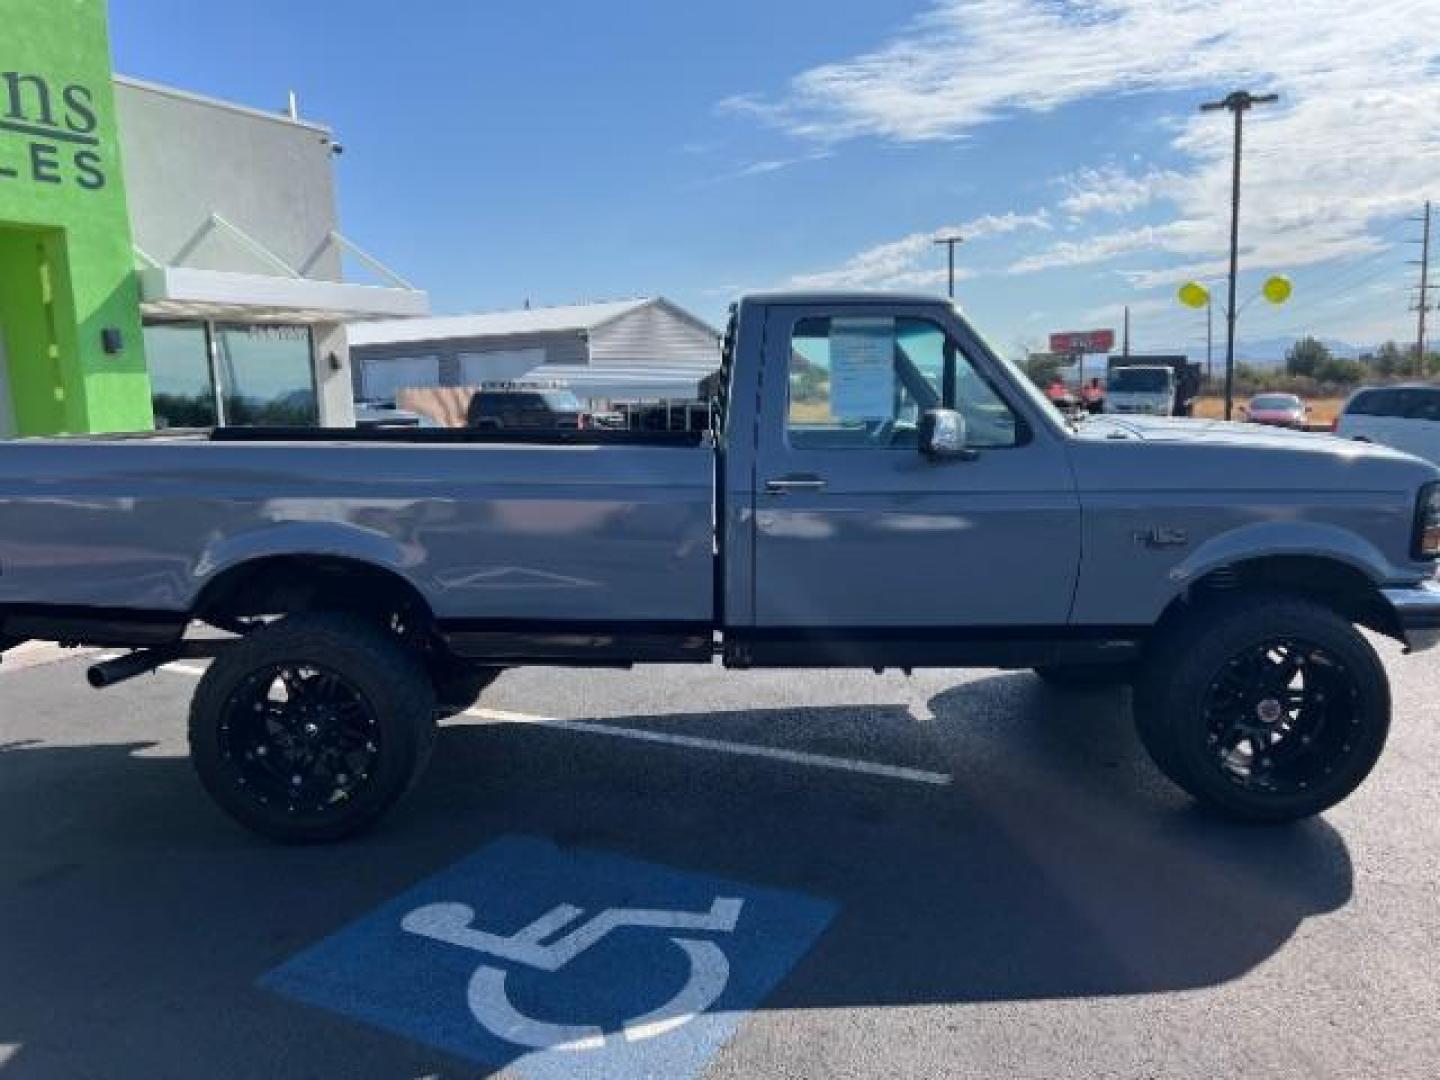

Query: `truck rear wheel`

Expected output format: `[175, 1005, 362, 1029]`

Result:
[1134, 594, 1390, 823]
[188, 613, 437, 843]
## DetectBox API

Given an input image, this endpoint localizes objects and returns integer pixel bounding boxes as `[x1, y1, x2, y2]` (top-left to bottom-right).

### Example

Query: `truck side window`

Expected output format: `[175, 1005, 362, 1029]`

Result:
[787, 316, 1019, 449]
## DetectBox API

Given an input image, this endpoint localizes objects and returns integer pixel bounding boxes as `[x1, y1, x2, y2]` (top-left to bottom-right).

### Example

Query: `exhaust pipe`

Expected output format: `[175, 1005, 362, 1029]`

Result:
[86, 639, 230, 689]
[87, 647, 181, 689]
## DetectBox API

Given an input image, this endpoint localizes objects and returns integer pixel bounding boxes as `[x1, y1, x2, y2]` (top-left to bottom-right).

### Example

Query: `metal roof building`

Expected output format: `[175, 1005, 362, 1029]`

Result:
[349, 296, 721, 404]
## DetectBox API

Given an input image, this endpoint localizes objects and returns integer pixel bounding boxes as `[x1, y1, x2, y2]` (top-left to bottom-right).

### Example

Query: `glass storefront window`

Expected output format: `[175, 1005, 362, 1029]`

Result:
[214, 325, 318, 426]
[144, 322, 218, 429]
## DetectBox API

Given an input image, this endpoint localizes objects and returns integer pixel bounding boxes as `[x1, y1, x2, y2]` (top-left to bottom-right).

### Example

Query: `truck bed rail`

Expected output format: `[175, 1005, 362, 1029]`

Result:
[209, 426, 708, 447]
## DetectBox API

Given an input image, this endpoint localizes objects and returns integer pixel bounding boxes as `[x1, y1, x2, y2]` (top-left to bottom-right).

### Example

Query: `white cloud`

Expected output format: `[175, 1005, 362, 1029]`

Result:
[692, 150, 833, 187]
[1081, 297, 1176, 325]
[1057, 165, 1183, 217]
[786, 210, 1050, 289]
[730, 0, 1440, 288]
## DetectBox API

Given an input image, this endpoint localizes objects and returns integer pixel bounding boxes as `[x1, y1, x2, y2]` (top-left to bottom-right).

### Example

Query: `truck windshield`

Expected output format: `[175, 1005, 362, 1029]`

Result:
[1111, 369, 1172, 393]
[540, 392, 583, 411]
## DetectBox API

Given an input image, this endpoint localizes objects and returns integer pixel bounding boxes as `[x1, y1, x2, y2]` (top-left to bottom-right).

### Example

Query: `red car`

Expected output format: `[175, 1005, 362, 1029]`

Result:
[1243, 393, 1309, 428]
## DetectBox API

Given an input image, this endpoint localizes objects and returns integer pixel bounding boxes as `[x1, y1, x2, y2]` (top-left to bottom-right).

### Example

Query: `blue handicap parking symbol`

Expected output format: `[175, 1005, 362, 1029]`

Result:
[261, 835, 836, 1078]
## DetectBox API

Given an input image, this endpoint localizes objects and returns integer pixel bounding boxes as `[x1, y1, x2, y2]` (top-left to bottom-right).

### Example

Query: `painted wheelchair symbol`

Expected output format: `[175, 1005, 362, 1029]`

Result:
[401, 895, 744, 1052]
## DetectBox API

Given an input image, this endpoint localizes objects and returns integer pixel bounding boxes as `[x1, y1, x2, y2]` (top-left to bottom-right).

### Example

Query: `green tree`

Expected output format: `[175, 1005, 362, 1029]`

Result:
[1285, 336, 1332, 377]
[1314, 356, 1366, 386]
[1023, 352, 1064, 389]
[1373, 341, 1406, 378]
[788, 360, 829, 404]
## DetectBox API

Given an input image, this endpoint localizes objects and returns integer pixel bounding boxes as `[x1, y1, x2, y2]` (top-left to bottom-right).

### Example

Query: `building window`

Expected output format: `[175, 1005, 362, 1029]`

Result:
[214, 325, 318, 426]
[360, 354, 439, 404]
[143, 321, 219, 429]
[458, 347, 546, 386]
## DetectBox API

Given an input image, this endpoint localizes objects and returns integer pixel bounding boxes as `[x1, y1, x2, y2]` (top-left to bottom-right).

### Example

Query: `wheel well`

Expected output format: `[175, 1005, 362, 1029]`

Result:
[193, 555, 435, 633]
[1156, 555, 1399, 641]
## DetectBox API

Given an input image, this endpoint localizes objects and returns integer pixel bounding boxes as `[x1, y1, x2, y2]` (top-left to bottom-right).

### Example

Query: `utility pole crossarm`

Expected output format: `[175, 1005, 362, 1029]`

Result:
[934, 234, 965, 300]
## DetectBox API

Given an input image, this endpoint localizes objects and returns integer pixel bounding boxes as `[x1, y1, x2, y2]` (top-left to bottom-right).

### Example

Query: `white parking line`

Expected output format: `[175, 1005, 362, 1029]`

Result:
[164, 662, 210, 677]
[465, 706, 953, 786]
[153, 663, 952, 787]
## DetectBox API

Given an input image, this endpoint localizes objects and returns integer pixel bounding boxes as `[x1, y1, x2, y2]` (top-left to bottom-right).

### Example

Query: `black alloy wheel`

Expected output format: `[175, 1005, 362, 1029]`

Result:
[1200, 639, 1359, 797]
[1135, 593, 1390, 823]
[219, 663, 383, 817]
[189, 613, 436, 842]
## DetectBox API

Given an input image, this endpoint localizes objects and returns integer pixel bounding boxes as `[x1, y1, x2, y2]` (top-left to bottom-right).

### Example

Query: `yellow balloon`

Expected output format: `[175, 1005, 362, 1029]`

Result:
[1178, 281, 1210, 309]
[1262, 275, 1293, 304]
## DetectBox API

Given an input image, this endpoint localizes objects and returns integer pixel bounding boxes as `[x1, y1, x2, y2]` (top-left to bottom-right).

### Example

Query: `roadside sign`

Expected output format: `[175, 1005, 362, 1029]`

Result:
[261, 835, 835, 1078]
[1049, 329, 1115, 354]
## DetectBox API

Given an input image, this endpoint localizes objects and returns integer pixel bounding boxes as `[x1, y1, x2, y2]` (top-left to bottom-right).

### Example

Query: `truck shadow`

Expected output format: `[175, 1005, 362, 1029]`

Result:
[0, 671, 1352, 1077]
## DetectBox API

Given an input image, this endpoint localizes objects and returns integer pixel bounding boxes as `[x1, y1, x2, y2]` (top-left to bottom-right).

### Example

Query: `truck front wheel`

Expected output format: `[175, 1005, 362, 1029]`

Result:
[1134, 594, 1390, 822]
[188, 613, 437, 843]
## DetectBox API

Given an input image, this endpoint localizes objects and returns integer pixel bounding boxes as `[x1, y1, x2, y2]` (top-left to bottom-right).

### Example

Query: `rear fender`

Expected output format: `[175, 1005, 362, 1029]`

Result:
[193, 522, 420, 600]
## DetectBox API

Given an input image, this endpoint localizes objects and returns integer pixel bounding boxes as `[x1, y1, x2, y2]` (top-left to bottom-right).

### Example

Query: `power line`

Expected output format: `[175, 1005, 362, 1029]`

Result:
[1243, 234, 1411, 336]
[1260, 261, 1410, 341]
[1241, 222, 1414, 327]
[1254, 260, 1407, 333]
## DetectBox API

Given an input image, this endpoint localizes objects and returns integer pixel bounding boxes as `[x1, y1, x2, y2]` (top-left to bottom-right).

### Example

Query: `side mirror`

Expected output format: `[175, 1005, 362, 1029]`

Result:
[919, 408, 975, 461]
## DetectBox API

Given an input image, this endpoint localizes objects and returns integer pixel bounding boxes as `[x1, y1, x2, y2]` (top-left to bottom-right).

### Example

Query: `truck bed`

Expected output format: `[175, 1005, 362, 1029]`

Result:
[0, 434, 716, 633]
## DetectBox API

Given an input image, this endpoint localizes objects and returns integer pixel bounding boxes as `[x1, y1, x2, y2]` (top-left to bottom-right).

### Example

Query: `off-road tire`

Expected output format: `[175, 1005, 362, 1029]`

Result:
[1134, 593, 1389, 823]
[188, 613, 437, 843]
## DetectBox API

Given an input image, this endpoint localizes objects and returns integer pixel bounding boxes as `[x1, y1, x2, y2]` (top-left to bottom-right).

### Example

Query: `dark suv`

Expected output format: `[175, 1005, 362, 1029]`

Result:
[466, 386, 588, 431]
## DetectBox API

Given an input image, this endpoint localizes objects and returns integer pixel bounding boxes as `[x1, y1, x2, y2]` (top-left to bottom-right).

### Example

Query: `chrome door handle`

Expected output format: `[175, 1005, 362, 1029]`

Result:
[765, 477, 828, 494]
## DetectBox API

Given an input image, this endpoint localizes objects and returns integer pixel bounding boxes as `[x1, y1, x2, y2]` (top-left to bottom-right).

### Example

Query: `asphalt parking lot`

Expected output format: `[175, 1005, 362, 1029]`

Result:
[1, 643, 1437, 1079]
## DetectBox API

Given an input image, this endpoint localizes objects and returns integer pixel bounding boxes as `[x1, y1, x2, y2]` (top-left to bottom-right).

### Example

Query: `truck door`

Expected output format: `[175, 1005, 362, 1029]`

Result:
[751, 303, 1081, 630]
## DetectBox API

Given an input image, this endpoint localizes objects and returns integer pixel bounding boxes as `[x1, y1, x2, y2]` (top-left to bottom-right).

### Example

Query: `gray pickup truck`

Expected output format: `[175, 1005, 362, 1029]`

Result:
[2, 291, 1438, 841]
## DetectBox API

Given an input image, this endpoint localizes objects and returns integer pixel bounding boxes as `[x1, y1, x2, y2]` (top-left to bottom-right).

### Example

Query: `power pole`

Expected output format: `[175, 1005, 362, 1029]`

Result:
[934, 234, 964, 299]
[1201, 90, 1279, 420]
[1411, 200, 1433, 376]
[1122, 305, 1131, 359]
[1206, 298, 1214, 387]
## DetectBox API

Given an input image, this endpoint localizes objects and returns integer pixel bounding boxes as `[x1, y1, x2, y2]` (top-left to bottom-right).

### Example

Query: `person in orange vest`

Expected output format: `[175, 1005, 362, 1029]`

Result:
[1081, 377, 1105, 414]
[1046, 377, 1069, 404]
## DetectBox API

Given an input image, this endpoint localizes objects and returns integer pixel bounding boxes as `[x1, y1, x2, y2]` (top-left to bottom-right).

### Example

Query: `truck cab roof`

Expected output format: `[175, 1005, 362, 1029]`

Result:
[738, 290, 950, 308]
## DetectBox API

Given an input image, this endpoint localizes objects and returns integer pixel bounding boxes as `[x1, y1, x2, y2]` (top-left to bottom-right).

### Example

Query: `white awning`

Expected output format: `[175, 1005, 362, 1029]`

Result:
[536, 363, 719, 401]
[138, 266, 429, 325]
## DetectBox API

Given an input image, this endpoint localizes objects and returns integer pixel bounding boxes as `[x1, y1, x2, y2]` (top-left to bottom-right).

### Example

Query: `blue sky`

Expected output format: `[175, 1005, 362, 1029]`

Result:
[109, 0, 1440, 358]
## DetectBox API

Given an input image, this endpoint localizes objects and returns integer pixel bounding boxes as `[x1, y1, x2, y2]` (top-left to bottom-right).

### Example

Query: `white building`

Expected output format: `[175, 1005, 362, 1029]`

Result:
[349, 297, 721, 406]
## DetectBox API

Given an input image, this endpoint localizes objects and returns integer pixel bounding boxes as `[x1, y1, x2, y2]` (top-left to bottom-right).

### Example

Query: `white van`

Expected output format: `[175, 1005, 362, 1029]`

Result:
[1335, 384, 1440, 465]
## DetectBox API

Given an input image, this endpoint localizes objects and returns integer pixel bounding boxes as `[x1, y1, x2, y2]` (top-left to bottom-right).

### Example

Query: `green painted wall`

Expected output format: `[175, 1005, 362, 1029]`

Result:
[0, 0, 151, 434]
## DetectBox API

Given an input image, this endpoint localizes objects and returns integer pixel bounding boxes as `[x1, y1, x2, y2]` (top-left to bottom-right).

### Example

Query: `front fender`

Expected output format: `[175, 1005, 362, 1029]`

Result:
[1166, 520, 1396, 593]
[1071, 510, 1408, 627]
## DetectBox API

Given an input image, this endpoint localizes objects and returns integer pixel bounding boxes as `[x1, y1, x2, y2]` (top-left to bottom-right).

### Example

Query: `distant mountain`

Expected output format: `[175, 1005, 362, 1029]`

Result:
[1238, 337, 1366, 367]
[1137, 336, 1368, 368]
